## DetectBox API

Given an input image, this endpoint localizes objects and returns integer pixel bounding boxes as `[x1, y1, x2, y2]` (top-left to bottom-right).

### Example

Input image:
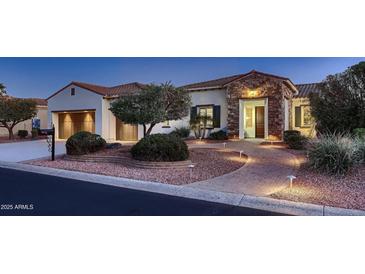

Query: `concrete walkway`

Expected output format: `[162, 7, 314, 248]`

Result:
[188, 140, 299, 196]
[0, 140, 66, 162]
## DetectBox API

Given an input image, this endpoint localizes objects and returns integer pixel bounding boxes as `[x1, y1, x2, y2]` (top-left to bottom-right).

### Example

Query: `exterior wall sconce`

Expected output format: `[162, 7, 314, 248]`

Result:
[248, 90, 257, 97]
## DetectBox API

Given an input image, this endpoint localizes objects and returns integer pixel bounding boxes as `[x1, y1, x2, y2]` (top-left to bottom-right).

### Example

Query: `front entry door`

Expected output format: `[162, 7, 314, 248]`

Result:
[255, 106, 265, 138]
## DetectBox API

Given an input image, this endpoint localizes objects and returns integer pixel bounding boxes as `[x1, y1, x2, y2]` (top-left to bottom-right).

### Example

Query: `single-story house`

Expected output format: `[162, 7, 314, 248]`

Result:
[46, 70, 320, 141]
[0, 97, 48, 137]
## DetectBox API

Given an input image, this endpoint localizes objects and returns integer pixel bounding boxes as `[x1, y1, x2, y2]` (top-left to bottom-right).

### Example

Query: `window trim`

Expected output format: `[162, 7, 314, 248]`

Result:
[296, 104, 312, 128]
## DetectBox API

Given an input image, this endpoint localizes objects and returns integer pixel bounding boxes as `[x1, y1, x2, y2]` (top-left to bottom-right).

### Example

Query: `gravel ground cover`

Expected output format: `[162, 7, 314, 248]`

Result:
[27, 148, 246, 185]
[271, 149, 365, 210]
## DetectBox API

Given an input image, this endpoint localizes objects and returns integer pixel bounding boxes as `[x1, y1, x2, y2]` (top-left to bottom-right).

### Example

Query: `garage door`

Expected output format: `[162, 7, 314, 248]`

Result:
[58, 112, 95, 139]
[116, 119, 138, 141]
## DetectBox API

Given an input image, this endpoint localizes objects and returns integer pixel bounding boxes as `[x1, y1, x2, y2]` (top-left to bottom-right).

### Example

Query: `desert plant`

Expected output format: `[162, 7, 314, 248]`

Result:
[209, 130, 228, 140]
[308, 133, 356, 175]
[66, 131, 106, 155]
[353, 128, 365, 139]
[283, 130, 300, 143]
[17, 130, 28, 138]
[189, 115, 212, 139]
[354, 138, 365, 164]
[286, 134, 307, 150]
[169, 127, 190, 138]
[131, 133, 189, 162]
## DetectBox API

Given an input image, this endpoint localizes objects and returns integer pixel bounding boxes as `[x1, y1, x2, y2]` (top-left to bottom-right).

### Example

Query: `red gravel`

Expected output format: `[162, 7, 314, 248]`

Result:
[27, 148, 246, 185]
[271, 150, 365, 210]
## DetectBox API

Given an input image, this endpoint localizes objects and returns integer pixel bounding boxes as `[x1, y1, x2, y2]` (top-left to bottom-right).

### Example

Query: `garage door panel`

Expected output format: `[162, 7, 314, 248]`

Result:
[58, 112, 95, 139]
[116, 119, 137, 141]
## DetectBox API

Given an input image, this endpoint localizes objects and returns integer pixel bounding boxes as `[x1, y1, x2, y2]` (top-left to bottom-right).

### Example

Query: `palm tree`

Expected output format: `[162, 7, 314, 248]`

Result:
[0, 83, 6, 96]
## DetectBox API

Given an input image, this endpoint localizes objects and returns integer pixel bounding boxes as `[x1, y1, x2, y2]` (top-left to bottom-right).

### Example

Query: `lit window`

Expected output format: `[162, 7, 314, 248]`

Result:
[163, 120, 170, 127]
[71, 88, 76, 96]
[302, 105, 312, 127]
[198, 106, 213, 128]
[245, 107, 253, 128]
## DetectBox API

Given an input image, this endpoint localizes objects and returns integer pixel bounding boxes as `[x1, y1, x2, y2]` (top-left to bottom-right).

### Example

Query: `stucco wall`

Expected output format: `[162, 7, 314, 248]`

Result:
[0, 106, 48, 137]
[47, 84, 103, 138]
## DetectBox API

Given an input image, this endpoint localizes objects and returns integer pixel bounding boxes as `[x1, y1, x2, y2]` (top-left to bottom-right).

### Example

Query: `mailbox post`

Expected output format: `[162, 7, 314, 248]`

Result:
[39, 125, 56, 161]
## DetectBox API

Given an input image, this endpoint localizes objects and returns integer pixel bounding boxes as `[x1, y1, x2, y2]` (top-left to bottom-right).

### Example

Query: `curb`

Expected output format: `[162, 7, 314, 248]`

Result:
[1, 161, 364, 216]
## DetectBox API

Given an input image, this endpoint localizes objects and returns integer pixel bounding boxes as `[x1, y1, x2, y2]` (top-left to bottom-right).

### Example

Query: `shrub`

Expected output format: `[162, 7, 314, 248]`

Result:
[354, 138, 365, 164]
[353, 128, 365, 139]
[286, 134, 307, 150]
[308, 134, 356, 175]
[283, 130, 300, 143]
[66, 131, 106, 155]
[209, 130, 228, 140]
[169, 127, 190, 138]
[17, 130, 28, 138]
[131, 133, 189, 162]
[31, 128, 38, 139]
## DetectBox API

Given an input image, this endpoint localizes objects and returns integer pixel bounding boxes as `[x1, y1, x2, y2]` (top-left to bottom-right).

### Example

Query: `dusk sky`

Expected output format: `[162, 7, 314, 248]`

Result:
[1, 57, 365, 99]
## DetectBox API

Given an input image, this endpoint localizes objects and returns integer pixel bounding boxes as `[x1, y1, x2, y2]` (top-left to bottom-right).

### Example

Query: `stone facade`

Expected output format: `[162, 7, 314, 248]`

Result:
[226, 73, 295, 140]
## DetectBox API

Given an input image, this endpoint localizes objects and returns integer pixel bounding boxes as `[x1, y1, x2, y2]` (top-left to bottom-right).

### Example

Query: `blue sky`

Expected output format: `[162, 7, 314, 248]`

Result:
[1, 57, 365, 99]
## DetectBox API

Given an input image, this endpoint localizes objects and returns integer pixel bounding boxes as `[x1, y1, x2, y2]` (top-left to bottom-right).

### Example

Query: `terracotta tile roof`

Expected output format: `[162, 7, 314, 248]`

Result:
[181, 70, 297, 91]
[295, 83, 320, 98]
[28, 98, 48, 106]
[47, 81, 146, 100]
[1, 95, 47, 106]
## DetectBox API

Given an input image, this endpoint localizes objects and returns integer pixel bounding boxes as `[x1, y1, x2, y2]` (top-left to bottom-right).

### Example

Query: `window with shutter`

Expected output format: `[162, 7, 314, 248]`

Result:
[213, 105, 221, 128]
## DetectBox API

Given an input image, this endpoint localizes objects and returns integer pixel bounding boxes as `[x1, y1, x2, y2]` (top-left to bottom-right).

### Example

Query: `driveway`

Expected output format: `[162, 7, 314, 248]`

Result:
[0, 140, 66, 162]
[188, 140, 299, 196]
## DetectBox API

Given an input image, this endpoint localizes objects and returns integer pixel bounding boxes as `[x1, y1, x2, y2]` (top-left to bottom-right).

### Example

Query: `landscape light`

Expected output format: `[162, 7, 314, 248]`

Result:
[240, 150, 244, 158]
[223, 142, 227, 148]
[287, 175, 297, 189]
[188, 164, 195, 179]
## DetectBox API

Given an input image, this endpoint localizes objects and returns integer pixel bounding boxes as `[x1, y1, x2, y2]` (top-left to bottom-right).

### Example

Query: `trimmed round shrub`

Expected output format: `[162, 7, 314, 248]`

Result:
[283, 130, 300, 143]
[353, 128, 365, 139]
[308, 134, 356, 175]
[131, 133, 189, 162]
[286, 134, 307, 150]
[17, 130, 28, 138]
[209, 130, 228, 140]
[66, 131, 106, 155]
[169, 127, 190, 138]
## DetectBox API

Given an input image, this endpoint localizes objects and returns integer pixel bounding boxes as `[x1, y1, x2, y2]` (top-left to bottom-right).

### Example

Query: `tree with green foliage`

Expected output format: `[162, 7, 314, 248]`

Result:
[310, 61, 365, 134]
[0, 97, 37, 139]
[110, 82, 191, 136]
[0, 83, 6, 96]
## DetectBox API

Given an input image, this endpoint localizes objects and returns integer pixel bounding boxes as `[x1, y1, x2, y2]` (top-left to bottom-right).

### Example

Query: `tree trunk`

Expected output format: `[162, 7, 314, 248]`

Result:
[142, 124, 147, 137]
[146, 123, 156, 136]
[7, 127, 14, 140]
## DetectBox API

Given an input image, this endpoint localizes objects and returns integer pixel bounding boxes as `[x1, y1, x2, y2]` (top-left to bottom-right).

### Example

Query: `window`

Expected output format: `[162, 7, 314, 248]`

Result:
[162, 120, 170, 128]
[245, 107, 253, 128]
[71, 88, 76, 96]
[302, 105, 312, 127]
[198, 106, 213, 128]
[295, 105, 312, 128]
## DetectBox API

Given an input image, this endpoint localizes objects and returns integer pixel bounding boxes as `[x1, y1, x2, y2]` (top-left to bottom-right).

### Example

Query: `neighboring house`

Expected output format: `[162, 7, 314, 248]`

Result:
[47, 70, 320, 141]
[0, 98, 48, 137]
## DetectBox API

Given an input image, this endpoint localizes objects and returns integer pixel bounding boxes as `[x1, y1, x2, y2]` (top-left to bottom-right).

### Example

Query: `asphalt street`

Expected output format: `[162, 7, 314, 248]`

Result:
[0, 167, 285, 216]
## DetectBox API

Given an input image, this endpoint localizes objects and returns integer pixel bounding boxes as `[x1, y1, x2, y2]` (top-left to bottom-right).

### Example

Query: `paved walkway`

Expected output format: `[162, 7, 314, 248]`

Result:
[187, 140, 299, 196]
[0, 140, 66, 162]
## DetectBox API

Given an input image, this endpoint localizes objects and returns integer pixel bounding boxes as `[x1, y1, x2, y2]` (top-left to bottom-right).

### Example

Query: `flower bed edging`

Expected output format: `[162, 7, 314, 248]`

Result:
[64, 154, 193, 169]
